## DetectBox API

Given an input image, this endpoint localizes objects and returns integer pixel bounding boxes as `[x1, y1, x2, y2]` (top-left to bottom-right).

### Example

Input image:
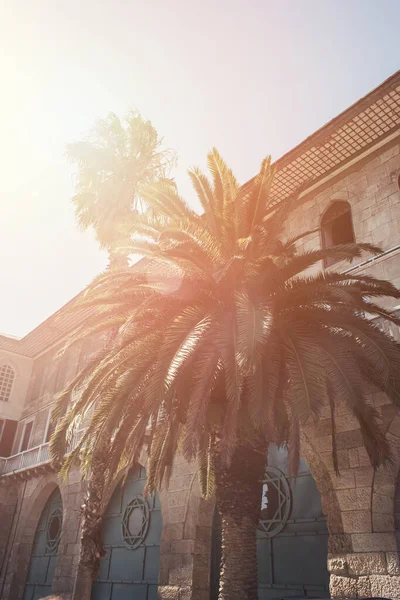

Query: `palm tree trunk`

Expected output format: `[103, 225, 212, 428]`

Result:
[72, 458, 106, 600]
[215, 440, 267, 600]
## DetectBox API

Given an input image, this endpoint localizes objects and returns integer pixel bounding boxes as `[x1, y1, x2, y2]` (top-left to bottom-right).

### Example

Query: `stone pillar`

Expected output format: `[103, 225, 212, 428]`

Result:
[1, 476, 59, 599]
[312, 397, 400, 600]
[158, 455, 214, 600]
[52, 468, 86, 597]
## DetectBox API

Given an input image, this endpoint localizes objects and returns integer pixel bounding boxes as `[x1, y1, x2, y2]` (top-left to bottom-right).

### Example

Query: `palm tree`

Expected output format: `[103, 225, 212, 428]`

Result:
[67, 110, 177, 268]
[51, 150, 400, 600]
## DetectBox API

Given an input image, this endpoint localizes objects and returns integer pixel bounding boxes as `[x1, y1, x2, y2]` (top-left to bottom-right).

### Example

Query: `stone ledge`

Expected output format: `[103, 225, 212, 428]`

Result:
[330, 573, 400, 599]
[158, 585, 192, 600]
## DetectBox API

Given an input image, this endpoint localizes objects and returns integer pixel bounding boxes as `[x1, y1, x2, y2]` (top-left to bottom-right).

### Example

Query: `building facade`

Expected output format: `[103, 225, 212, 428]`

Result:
[1, 72, 400, 600]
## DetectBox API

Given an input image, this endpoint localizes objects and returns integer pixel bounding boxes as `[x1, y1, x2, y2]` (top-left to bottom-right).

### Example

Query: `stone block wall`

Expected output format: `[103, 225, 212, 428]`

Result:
[0, 451, 216, 600]
[156, 454, 214, 600]
[300, 390, 400, 598]
[278, 139, 400, 597]
[284, 141, 400, 289]
[11, 339, 85, 454]
[1, 139, 400, 599]
[0, 468, 85, 600]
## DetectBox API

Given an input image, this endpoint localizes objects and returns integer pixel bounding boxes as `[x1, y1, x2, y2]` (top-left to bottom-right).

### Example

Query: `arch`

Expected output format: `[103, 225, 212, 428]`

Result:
[321, 200, 355, 267]
[23, 486, 63, 600]
[299, 430, 345, 542]
[4, 478, 60, 600]
[210, 444, 331, 600]
[92, 464, 162, 600]
[371, 408, 400, 537]
[0, 364, 15, 403]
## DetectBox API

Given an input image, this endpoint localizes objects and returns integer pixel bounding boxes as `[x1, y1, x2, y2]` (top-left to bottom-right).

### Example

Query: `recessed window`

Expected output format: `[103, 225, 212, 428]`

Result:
[321, 201, 355, 267]
[0, 364, 15, 402]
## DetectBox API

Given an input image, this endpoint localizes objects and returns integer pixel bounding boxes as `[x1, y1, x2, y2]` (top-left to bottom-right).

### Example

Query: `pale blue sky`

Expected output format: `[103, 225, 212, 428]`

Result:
[0, 0, 399, 337]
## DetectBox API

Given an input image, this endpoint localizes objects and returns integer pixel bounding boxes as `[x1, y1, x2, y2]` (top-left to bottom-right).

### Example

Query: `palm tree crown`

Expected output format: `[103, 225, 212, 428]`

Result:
[66, 110, 177, 265]
[51, 149, 400, 495]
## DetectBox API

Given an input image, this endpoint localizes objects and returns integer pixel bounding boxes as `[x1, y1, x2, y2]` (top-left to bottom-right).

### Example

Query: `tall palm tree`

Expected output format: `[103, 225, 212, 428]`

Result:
[67, 110, 177, 268]
[51, 150, 400, 600]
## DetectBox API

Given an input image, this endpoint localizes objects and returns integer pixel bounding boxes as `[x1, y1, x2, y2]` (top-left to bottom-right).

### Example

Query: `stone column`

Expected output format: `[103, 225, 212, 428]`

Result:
[324, 398, 400, 600]
[52, 468, 87, 598]
[158, 455, 214, 600]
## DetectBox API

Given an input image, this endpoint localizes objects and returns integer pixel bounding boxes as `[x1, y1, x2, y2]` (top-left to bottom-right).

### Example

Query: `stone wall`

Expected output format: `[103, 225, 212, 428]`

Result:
[0, 452, 214, 600]
[11, 338, 88, 454]
[0, 349, 33, 422]
[0, 468, 85, 600]
[285, 141, 400, 290]
[1, 139, 400, 599]
[279, 139, 400, 598]
[304, 398, 400, 598]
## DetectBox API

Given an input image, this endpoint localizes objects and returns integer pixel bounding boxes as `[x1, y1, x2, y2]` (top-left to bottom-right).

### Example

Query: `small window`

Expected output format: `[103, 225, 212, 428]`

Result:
[0, 364, 15, 402]
[321, 201, 355, 267]
[20, 421, 33, 452]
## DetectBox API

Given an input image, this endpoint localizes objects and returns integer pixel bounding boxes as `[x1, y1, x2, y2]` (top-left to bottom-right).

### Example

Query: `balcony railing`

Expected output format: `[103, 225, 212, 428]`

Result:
[0, 430, 85, 477]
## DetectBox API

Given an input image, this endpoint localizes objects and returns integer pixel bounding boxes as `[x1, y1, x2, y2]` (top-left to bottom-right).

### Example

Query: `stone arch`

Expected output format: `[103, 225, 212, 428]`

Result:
[320, 405, 400, 600]
[99, 450, 212, 599]
[5, 474, 62, 599]
[207, 438, 339, 600]
[100, 447, 149, 512]
[299, 430, 347, 551]
[371, 407, 400, 536]
[92, 459, 163, 600]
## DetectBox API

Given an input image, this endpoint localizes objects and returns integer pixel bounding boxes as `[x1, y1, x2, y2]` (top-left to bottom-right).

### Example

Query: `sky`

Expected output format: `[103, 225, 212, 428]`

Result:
[0, 0, 399, 338]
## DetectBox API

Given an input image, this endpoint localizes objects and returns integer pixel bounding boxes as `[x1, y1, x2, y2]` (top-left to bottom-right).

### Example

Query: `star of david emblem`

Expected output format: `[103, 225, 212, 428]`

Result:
[46, 507, 62, 553]
[258, 466, 291, 538]
[122, 495, 150, 549]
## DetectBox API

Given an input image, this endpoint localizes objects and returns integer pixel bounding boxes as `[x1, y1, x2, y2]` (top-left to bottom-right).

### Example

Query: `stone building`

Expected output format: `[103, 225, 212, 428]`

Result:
[1, 71, 400, 600]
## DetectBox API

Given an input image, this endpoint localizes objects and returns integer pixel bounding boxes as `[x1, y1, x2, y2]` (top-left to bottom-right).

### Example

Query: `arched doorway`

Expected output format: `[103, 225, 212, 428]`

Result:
[210, 445, 329, 599]
[23, 488, 63, 600]
[91, 465, 162, 600]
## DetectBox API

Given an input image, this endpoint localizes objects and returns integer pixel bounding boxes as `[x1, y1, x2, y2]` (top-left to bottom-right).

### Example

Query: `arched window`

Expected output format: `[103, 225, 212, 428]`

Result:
[24, 488, 63, 599]
[321, 201, 355, 267]
[0, 364, 15, 402]
[210, 445, 329, 599]
[93, 465, 162, 599]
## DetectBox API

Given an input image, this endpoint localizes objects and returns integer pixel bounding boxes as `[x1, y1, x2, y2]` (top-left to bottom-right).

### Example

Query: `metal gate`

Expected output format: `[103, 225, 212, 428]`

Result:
[211, 445, 329, 599]
[23, 488, 63, 600]
[91, 465, 162, 600]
